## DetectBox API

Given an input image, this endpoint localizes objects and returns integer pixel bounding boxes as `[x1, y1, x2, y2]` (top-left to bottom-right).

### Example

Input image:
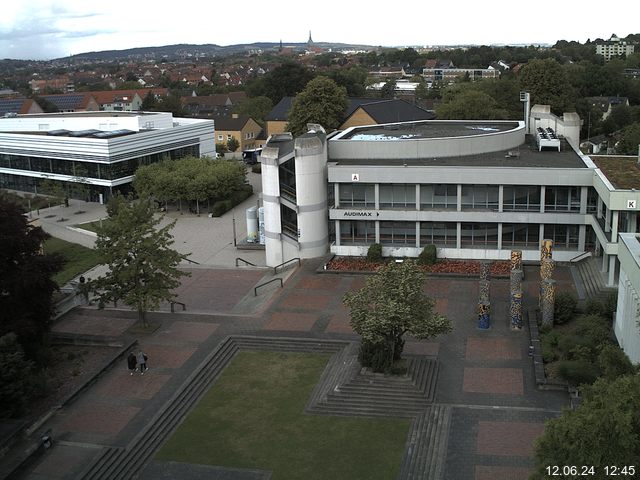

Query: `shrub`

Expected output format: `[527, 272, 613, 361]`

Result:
[541, 342, 558, 363]
[211, 200, 232, 217]
[584, 298, 604, 316]
[229, 185, 253, 206]
[601, 292, 618, 320]
[0, 333, 37, 418]
[557, 360, 599, 386]
[252, 163, 262, 174]
[366, 243, 383, 263]
[358, 341, 392, 373]
[554, 291, 577, 324]
[597, 344, 635, 379]
[418, 244, 437, 265]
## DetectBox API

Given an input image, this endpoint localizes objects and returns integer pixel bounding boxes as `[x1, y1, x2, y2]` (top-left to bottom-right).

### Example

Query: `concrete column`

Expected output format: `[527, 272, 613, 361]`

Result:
[631, 213, 638, 233]
[375, 220, 380, 244]
[415, 221, 420, 248]
[510, 250, 523, 271]
[456, 222, 461, 249]
[374, 184, 380, 210]
[457, 184, 462, 212]
[539, 224, 545, 246]
[602, 252, 608, 273]
[611, 211, 619, 242]
[541, 279, 556, 327]
[510, 289, 523, 330]
[578, 225, 586, 251]
[498, 185, 504, 213]
[415, 185, 420, 211]
[605, 207, 611, 233]
[497, 223, 503, 250]
[477, 301, 490, 329]
[335, 220, 341, 246]
[334, 183, 340, 207]
[608, 255, 617, 287]
[540, 186, 546, 213]
[580, 186, 588, 215]
[597, 197, 603, 219]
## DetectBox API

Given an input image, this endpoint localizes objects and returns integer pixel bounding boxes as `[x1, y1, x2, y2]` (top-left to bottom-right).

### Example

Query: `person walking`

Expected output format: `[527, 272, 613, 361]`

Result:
[127, 352, 137, 375]
[136, 350, 148, 374]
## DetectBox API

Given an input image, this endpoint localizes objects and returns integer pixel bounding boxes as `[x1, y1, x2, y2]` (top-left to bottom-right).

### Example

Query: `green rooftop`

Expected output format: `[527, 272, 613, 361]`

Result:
[592, 155, 640, 190]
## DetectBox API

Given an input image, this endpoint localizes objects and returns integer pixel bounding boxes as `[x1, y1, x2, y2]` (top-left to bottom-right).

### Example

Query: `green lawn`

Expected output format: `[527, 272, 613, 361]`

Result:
[156, 351, 410, 480]
[74, 219, 108, 233]
[43, 236, 101, 286]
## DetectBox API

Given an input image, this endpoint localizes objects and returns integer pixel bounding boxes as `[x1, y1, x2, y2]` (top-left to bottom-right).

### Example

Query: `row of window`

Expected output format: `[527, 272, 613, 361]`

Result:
[336, 184, 596, 213]
[339, 221, 582, 249]
[0, 145, 199, 181]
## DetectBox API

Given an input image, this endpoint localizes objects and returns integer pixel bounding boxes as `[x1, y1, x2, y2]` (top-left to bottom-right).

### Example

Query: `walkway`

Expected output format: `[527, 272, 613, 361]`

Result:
[14, 259, 572, 480]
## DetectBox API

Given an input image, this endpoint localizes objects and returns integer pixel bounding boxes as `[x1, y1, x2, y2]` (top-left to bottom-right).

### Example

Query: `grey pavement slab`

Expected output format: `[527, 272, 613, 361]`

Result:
[140, 460, 272, 480]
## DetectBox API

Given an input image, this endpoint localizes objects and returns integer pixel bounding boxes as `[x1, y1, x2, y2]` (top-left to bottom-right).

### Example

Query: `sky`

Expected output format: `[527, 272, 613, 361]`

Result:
[1, 0, 638, 61]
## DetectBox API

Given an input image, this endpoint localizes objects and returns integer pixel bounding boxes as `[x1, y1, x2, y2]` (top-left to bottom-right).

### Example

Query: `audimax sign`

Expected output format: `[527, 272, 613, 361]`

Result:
[342, 210, 380, 217]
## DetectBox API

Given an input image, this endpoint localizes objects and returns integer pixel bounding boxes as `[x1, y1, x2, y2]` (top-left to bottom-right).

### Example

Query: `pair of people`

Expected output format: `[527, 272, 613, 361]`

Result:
[127, 350, 149, 375]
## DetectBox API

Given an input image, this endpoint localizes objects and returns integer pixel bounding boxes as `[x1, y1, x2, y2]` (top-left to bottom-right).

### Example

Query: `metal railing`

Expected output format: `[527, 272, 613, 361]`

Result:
[254, 278, 283, 296]
[569, 251, 592, 263]
[235, 257, 257, 267]
[273, 257, 300, 274]
[183, 257, 201, 265]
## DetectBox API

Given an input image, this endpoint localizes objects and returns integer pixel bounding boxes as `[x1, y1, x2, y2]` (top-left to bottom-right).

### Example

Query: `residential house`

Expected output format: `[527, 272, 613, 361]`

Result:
[89, 89, 169, 111]
[182, 93, 247, 118]
[587, 96, 630, 120]
[28, 76, 74, 93]
[595, 34, 635, 61]
[340, 99, 435, 129]
[212, 114, 262, 151]
[37, 93, 100, 112]
[0, 97, 44, 116]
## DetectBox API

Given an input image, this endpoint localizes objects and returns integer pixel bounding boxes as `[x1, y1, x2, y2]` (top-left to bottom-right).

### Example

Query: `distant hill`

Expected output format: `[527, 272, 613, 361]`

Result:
[61, 42, 377, 61]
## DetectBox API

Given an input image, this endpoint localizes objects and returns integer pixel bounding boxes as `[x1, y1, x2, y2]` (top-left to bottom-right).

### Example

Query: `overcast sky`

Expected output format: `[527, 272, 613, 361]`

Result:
[1, 0, 638, 60]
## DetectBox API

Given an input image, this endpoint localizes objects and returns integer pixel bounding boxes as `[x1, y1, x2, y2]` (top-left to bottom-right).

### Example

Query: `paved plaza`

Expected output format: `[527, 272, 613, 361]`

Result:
[7, 178, 576, 479]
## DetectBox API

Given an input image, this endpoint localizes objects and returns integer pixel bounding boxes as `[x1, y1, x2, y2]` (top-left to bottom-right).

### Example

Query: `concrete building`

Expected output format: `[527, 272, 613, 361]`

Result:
[614, 233, 640, 364]
[595, 34, 635, 61]
[0, 111, 215, 202]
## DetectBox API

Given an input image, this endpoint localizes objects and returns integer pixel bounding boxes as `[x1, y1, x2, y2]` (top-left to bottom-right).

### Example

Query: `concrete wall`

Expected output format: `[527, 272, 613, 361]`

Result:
[614, 233, 640, 364]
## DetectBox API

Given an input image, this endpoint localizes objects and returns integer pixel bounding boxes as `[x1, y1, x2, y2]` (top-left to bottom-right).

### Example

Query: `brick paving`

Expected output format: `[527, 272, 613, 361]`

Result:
[16, 260, 576, 480]
[476, 421, 545, 456]
[463, 367, 524, 395]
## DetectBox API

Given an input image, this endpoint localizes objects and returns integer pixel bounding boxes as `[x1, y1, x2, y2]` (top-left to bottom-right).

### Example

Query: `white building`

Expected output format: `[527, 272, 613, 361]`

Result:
[0, 111, 215, 201]
[614, 233, 640, 364]
[595, 35, 635, 61]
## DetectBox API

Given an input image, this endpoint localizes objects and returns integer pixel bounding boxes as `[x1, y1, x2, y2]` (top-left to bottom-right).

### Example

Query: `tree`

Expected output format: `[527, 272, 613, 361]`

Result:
[40, 179, 65, 208]
[286, 76, 348, 136]
[436, 89, 508, 120]
[519, 58, 577, 114]
[227, 136, 240, 152]
[91, 195, 190, 327]
[532, 374, 640, 478]
[251, 62, 315, 104]
[0, 333, 37, 418]
[343, 260, 452, 371]
[617, 122, 640, 155]
[235, 96, 273, 126]
[0, 196, 63, 362]
[379, 79, 397, 99]
[141, 91, 158, 110]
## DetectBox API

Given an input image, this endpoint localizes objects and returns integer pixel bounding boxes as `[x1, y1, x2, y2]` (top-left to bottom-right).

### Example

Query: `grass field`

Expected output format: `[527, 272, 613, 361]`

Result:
[156, 351, 410, 480]
[74, 219, 107, 233]
[43, 236, 101, 286]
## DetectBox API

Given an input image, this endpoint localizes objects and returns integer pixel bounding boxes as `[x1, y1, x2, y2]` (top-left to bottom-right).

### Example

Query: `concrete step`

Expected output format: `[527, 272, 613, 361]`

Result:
[307, 404, 421, 419]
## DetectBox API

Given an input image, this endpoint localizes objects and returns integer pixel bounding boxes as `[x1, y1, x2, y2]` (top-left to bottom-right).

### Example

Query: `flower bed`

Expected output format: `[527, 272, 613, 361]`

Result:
[325, 256, 511, 276]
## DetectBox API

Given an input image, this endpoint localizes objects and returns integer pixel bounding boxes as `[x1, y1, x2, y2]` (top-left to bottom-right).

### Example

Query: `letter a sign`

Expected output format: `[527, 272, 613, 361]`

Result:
[351, 173, 360, 182]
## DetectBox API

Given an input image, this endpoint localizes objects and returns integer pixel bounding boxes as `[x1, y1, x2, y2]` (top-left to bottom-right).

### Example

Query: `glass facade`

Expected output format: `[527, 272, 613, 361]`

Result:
[340, 220, 375, 245]
[502, 223, 540, 247]
[339, 184, 374, 207]
[544, 224, 579, 249]
[545, 186, 581, 212]
[420, 184, 457, 209]
[420, 222, 457, 246]
[380, 221, 416, 245]
[0, 145, 199, 182]
[461, 223, 500, 247]
[461, 185, 499, 211]
[379, 184, 415, 209]
[503, 185, 541, 211]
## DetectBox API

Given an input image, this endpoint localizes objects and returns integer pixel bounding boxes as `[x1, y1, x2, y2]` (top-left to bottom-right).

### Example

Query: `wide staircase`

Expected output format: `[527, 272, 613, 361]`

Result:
[572, 256, 617, 302]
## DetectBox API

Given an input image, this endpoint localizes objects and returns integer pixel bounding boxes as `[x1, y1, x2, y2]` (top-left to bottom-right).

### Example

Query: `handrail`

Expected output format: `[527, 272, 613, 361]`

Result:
[184, 257, 200, 265]
[170, 301, 186, 313]
[236, 257, 257, 267]
[254, 278, 283, 296]
[273, 257, 301, 274]
[569, 251, 592, 263]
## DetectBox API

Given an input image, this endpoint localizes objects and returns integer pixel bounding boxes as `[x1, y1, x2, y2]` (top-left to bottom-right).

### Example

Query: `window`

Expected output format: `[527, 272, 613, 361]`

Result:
[379, 184, 415, 209]
[461, 223, 499, 247]
[380, 221, 416, 245]
[503, 186, 541, 211]
[339, 184, 374, 207]
[461, 185, 499, 210]
[420, 222, 457, 246]
[227, 134, 232, 141]
[544, 224, 579, 249]
[502, 223, 540, 247]
[420, 184, 456, 209]
[340, 221, 375, 245]
[218, 134, 223, 141]
[544, 186, 580, 212]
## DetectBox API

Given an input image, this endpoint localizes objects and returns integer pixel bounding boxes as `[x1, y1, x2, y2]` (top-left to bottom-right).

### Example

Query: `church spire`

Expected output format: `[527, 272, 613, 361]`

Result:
[308, 30, 313, 46]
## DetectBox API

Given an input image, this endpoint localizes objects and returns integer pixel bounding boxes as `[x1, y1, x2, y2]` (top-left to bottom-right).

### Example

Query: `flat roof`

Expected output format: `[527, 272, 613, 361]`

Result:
[15, 111, 156, 119]
[337, 120, 520, 141]
[330, 135, 587, 169]
[591, 155, 640, 189]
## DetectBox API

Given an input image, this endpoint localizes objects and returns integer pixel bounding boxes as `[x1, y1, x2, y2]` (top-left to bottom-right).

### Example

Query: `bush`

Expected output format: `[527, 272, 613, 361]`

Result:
[0, 333, 37, 418]
[557, 360, 599, 386]
[554, 291, 577, 324]
[211, 200, 232, 217]
[418, 244, 437, 265]
[597, 344, 636, 379]
[358, 341, 392, 373]
[366, 243, 383, 263]
[584, 298, 604, 316]
[229, 185, 253, 206]
[601, 292, 618, 320]
[252, 163, 262, 174]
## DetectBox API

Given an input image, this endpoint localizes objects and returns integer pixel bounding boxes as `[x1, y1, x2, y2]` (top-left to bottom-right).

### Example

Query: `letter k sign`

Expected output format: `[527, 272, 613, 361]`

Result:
[628, 200, 637, 209]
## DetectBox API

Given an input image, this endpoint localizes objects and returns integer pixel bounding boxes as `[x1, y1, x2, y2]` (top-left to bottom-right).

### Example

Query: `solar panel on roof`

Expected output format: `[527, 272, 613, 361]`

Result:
[47, 129, 71, 136]
[68, 129, 101, 137]
[92, 129, 135, 139]
[42, 94, 83, 110]
[0, 99, 24, 115]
